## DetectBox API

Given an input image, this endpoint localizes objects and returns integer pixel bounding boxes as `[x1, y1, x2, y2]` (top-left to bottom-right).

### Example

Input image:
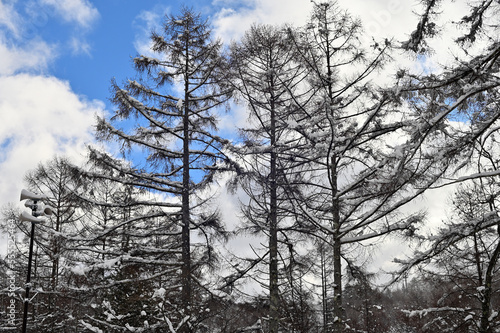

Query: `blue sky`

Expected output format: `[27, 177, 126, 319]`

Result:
[12, 1, 189, 104]
[0, 0, 470, 266]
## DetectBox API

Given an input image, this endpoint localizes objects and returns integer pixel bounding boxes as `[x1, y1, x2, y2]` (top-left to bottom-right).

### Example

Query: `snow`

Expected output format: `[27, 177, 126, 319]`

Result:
[125, 323, 137, 331]
[457, 170, 500, 182]
[285, 118, 298, 129]
[404, 307, 470, 319]
[71, 263, 89, 276]
[134, 56, 159, 66]
[100, 257, 120, 269]
[70, 257, 119, 276]
[153, 287, 166, 299]
[176, 98, 184, 111]
[80, 321, 104, 333]
[239, 319, 262, 332]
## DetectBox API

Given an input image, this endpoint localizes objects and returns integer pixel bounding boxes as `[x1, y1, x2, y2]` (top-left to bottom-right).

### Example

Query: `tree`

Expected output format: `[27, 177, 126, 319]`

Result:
[396, 0, 500, 185]
[395, 180, 500, 332]
[284, 2, 428, 331]
[343, 266, 390, 333]
[87, 7, 232, 332]
[392, 1, 500, 329]
[0, 208, 26, 330]
[228, 23, 314, 333]
[14, 157, 86, 332]
[0, 157, 115, 332]
[72, 170, 167, 332]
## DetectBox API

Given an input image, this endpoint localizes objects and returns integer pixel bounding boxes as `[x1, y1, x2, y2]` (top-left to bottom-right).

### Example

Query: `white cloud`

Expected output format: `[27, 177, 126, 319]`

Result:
[213, 0, 313, 42]
[36, 0, 99, 57]
[0, 34, 55, 75]
[0, 1, 101, 258]
[69, 36, 91, 55]
[0, 74, 104, 208]
[0, 0, 21, 36]
[133, 5, 170, 56]
[40, 0, 99, 28]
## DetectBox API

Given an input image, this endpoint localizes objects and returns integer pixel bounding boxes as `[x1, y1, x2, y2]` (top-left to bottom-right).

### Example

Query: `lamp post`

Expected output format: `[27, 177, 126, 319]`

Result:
[19, 189, 52, 333]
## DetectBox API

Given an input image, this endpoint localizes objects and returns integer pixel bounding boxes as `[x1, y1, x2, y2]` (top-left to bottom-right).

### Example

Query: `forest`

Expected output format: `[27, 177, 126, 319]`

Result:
[1, 0, 500, 332]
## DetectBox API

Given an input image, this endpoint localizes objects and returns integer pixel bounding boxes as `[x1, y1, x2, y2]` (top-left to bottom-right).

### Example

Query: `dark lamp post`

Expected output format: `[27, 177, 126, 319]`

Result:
[19, 189, 53, 333]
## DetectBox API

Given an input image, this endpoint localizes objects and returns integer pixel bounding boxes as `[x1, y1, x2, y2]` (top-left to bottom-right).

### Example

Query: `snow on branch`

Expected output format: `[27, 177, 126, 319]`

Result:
[391, 210, 500, 284]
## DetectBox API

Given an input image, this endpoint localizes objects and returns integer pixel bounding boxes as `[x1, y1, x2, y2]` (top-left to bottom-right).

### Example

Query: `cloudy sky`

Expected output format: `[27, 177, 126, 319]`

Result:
[0, 0, 470, 271]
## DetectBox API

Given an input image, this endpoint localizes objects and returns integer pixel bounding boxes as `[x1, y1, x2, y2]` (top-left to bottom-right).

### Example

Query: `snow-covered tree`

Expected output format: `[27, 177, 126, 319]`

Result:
[343, 266, 391, 333]
[71, 170, 168, 332]
[16, 157, 87, 332]
[87, 7, 232, 332]
[0, 157, 102, 332]
[396, 0, 500, 184]
[228, 23, 315, 333]
[395, 166, 500, 332]
[391, 2, 500, 328]
[284, 2, 427, 331]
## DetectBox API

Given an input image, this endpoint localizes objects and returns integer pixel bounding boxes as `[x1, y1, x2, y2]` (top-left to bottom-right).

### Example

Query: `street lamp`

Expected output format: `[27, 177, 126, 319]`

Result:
[19, 189, 53, 333]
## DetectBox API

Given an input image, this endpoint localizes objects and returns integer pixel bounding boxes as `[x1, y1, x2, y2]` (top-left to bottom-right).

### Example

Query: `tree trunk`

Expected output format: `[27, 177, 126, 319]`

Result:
[181, 41, 192, 330]
[331, 158, 343, 333]
[320, 246, 329, 333]
[479, 237, 500, 333]
[269, 77, 279, 333]
[332, 236, 343, 332]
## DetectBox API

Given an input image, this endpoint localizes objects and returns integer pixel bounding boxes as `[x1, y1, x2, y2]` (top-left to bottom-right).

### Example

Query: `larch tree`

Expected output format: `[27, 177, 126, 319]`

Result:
[228, 24, 315, 333]
[392, 125, 500, 332]
[0, 157, 107, 332]
[392, 0, 500, 320]
[285, 2, 430, 331]
[395, 180, 500, 333]
[72, 169, 163, 332]
[396, 0, 500, 183]
[16, 157, 85, 332]
[88, 7, 232, 332]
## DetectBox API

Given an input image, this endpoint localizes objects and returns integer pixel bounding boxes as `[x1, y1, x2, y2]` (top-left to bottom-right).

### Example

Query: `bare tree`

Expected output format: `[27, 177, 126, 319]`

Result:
[228, 23, 314, 333]
[285, 2, 426, 331]
[395, 162, 500, 332]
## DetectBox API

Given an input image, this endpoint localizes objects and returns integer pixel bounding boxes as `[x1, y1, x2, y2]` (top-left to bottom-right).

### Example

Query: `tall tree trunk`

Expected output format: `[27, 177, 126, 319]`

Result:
[320, 246, 329, 333]
[331, 157, 343, 333]
[321, 5, 344, 330]
[478, 201, 500, 333]
[181, 42, 192, 330]
[269, 79, 279, 333]
[332, 235, 342, 332]
[479, 235, 500, 333]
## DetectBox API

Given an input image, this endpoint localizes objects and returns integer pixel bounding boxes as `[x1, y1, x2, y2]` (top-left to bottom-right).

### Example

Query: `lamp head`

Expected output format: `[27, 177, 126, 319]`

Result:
[20, 189, 47, 201]
[19, 211, 44, 224]
[23, 200, 54, 216]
